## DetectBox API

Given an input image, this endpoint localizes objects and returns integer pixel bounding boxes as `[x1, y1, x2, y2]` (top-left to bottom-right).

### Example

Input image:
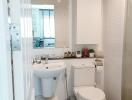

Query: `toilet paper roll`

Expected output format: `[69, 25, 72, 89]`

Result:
[96, 66, 104, 72]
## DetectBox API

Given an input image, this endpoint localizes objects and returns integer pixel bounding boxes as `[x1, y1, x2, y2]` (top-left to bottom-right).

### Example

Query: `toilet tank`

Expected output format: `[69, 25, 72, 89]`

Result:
[72, 62, 95, 87]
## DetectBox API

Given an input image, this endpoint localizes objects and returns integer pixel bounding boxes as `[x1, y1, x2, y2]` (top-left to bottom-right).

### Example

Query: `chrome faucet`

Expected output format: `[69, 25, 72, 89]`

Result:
[33, 55, 49, 64]
[32, 56, 41, 64]
[45, 54, 49, 64]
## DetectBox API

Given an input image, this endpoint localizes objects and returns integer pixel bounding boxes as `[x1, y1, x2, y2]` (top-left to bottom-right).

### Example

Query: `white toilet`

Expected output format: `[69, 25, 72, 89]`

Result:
[72, 62, 106, 100]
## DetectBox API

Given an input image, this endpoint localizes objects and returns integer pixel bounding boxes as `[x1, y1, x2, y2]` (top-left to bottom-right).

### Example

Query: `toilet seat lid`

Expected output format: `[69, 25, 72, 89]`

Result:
[75, 86, 105, 100]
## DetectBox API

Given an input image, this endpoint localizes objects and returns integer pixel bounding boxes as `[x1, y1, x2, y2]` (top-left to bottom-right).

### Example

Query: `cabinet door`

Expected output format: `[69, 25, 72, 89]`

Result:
[76, 0, 102, 44]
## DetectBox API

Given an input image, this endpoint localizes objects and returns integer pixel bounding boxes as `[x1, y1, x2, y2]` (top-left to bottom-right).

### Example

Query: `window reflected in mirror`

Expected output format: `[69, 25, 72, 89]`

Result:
[32, 5, 55, 48]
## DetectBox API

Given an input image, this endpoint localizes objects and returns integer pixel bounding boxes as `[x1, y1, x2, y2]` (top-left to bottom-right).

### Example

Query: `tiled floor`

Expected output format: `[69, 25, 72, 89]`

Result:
[35, 96, 58, 100]
[35, 96, 76, 100]
[36, 96, 53, 100]
[35, 96, 44, 100]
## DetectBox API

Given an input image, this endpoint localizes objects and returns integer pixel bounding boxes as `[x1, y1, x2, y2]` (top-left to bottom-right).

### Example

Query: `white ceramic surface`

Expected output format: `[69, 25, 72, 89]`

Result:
[33, 62, 66, 98]
[33, 62, 66, 78]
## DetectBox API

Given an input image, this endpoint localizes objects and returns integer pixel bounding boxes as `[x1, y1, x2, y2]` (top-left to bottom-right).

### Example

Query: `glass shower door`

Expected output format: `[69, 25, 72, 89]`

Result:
[122, 0, 132, 99]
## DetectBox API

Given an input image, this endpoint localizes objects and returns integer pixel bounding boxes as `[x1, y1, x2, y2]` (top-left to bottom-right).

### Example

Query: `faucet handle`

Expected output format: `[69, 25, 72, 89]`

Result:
[32, 58, 36, 64]
[45, 54, 49, 64]
[41, 54, 49, 59]
[32, 57, 41, 64]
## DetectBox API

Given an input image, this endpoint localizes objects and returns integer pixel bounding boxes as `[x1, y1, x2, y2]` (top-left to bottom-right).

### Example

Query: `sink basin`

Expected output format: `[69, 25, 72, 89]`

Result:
[33, 62, 66, 98]
[33, 62, 66, 78]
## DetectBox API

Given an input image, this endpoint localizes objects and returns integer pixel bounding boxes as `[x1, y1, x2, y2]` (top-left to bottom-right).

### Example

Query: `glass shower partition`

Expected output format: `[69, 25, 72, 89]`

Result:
[122, 0, 132, 99]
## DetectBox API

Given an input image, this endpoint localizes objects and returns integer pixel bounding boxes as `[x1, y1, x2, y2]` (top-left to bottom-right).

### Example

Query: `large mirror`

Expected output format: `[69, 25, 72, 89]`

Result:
[32, 0, 70, 48]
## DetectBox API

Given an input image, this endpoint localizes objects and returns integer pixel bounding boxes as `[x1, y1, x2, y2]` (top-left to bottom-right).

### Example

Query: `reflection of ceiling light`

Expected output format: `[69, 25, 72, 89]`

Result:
[57, 0, 61, 3]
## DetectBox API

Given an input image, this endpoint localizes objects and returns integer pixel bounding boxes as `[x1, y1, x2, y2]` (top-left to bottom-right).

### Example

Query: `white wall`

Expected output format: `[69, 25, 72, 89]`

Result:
[0, 0, 13, 100]
[103, 0, 126, 100]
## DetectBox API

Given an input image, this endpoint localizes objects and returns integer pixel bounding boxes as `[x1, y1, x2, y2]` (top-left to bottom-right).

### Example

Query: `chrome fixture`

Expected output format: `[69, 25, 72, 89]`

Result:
[44, 54, 49, 64]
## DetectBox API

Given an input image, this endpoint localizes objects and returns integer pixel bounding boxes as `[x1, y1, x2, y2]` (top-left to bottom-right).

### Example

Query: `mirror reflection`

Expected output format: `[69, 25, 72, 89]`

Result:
[32, 0, 70, 48]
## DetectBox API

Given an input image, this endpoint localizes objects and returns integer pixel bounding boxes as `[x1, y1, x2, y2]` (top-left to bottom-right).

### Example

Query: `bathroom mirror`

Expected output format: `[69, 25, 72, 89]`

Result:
[32, 0, 70, 48]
